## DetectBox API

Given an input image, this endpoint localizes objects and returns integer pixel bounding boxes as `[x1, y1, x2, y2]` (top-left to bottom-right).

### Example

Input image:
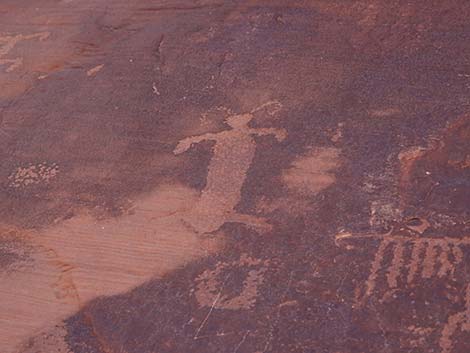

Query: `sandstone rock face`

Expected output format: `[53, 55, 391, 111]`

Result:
[1, 1, 469, 353]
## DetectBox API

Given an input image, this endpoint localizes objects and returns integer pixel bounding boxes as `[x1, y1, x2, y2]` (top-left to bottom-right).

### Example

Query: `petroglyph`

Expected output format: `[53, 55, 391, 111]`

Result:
[336, 232, 469, 304]
[194, 254, 269, 310]
[8, 163, 59, 188]
[440, 284, 470, 353]
[0, 32, 50, 72]
[174, 102, 287, 234]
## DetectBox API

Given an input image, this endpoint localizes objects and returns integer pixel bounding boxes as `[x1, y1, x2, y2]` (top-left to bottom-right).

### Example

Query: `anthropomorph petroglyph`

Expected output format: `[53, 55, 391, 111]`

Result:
[0, 32, 50, 72]
[174, 102, 287, 234]
[336, 232, 469, 305]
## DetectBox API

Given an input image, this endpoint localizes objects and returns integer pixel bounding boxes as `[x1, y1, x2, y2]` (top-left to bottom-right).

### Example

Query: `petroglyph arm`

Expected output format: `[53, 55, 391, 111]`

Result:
[0, 31, 50, 72]
[249, 127, 287, 142]
[23, 32, 50, 41]
[250, 100, 282, 115]
[335, 231, 470, 246]
[0, 58, 22, 72]
[0, 35, 13, 43]
[174, 132, 218, 155]
[0, 32, 49, 48]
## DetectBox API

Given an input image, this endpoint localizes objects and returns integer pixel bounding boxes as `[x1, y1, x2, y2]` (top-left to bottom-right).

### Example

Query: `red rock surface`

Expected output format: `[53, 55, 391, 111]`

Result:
[1, 1, 470, 353]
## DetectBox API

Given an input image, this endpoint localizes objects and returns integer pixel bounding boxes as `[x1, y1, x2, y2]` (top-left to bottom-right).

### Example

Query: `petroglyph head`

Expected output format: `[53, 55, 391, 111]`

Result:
[226, 113, 253, 129]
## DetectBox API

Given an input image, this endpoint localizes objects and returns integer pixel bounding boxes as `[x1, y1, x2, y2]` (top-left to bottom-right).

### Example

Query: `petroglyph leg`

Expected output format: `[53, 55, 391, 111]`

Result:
[386, 240, 405, 289]
[226, 213, 272, 233]
[437, 241, 454, 278]
[362, 238, 391, 303]
[407, 240, 426, 284]
[451, 245, 464, 266]
[421, 241, 437, 278]
[250, 127, 287, 142]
